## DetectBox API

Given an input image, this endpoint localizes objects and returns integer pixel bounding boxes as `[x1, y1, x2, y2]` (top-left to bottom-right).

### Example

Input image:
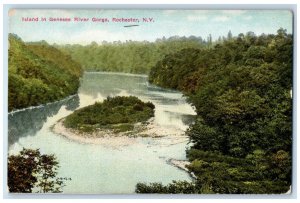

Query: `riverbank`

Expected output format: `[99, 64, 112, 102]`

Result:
[10, 72, 196, 193]
[168, 159, 197, 179]
[52, 117, 187, 148]
[8, 94, 78, 115]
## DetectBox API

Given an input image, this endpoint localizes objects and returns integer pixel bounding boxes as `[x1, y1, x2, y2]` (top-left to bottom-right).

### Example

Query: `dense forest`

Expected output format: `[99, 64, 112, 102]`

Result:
[56, 35, 214, 74]
[8, 28, 292, 194]
[137, 28, 293, 193]
[8, 34, 83, 111]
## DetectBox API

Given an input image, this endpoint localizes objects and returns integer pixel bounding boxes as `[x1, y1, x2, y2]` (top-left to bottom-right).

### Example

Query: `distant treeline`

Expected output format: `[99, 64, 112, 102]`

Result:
[137, 29, 293, 194]
[55, 35, 217, 74]
[8, 34, 83, 111]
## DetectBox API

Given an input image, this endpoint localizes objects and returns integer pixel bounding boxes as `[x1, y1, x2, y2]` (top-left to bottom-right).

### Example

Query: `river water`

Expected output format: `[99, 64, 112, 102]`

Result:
[8, 72, 197, 194]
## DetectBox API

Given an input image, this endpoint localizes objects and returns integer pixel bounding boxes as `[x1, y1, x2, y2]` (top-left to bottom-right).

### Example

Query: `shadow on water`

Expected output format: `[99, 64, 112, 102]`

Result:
[8, 95, 80, 147]
[7, 73, 196, 193]
[163, 110, 197, 126]
[146, 83, 178, 93]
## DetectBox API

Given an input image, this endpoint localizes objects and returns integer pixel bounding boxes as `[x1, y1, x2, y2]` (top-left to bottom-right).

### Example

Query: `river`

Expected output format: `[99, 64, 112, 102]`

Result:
[8, 72, 197, 194]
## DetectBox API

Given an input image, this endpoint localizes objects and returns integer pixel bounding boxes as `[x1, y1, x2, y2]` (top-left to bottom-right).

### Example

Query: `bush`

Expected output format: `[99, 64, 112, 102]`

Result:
[8, 148, 70, 193]
[64, 96, 155, 132]
[136, 181, 199, 194]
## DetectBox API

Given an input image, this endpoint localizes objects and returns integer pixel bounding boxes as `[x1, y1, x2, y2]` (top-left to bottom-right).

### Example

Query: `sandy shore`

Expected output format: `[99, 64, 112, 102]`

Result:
[52, 119, 140, 148]
[168, 159, 197, 179]
[52, 118, 186, 148]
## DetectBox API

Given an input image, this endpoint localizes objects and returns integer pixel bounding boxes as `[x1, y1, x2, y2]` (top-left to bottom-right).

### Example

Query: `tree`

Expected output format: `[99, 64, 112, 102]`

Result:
[8, 148, 70, 193]
[207, 34, 212, 47]
[57, 34, 210, 74]
[8, 34, 82, 111]
[143, 29, 292, 194]
[227, 30, 233, 40]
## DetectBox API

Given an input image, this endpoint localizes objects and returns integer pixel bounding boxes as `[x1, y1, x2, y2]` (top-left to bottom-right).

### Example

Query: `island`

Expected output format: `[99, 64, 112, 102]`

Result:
[53, 96, 161, 145]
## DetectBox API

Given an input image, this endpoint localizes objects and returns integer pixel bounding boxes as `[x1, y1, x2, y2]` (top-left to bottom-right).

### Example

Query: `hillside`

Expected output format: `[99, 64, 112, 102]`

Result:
[8, 34, 83, 111]
[56, 36, 212, 74]
[137, 29, 293, 194]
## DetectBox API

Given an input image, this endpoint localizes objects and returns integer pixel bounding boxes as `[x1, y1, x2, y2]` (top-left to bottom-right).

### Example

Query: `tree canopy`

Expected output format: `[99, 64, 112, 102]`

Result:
[63, 96, 155, 133]
[56, 35, 212, 74]
[8, 148, 70, 193]
[8, 34, 83, 111]
[137, 28, 292, 194]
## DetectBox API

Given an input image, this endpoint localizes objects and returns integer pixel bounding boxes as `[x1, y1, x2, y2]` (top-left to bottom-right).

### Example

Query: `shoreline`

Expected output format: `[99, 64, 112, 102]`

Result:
[52, 118, 187, 148]
[84, 71, 148, 78]
[168, 159, 197, 179]
[9, 94, 77, 115]
[52, 119, 138, 148]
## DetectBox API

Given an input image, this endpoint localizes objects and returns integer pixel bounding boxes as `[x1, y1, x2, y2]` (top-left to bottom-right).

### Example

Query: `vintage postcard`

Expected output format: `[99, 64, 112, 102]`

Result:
[7, 9, 293, 195]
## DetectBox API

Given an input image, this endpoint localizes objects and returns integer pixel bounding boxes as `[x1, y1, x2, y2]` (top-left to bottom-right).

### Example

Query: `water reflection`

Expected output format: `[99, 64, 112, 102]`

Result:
[79, 72, 147, 97]
[8, 95, 80, 146]
[78, 72, 196, 132]
[8, 73, 197, 193]
[163, 110, 196, 126]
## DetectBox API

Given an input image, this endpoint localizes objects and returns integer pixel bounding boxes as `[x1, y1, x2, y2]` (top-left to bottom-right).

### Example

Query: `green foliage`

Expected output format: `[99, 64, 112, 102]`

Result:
[112, 123, 134, 133]
[137, 29, 292, 194]
[136, 148, 290, 194]
[149, 48, 202, 89]
[149, 28, 292, 157]
[8, 34, 83, 111]
[136, 181, 199, 194]
[184, 149, 290, 194]
[56, 36, 210, 74]
[8, 148, 70, 193]
[64, 96, 155, 132]
[186, 149, 251, 167]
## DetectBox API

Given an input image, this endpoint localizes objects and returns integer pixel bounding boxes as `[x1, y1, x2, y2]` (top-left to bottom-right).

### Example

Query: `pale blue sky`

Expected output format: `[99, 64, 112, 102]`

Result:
[9, 9, 293, 45]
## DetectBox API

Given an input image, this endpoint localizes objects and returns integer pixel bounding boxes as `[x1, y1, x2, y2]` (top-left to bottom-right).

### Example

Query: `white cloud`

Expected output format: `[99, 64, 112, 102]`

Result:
[66, 29, 141, 45]
[210, 10, 246, 22]
[212, 16, 230, 22]
[244, 16, 253, 20]
[221, 10, 247, 16]
[163, 10, 177, 15]
[187, 15, 207, 21]
[163, 10, 210, 16]
[190, 10, 210, 15]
